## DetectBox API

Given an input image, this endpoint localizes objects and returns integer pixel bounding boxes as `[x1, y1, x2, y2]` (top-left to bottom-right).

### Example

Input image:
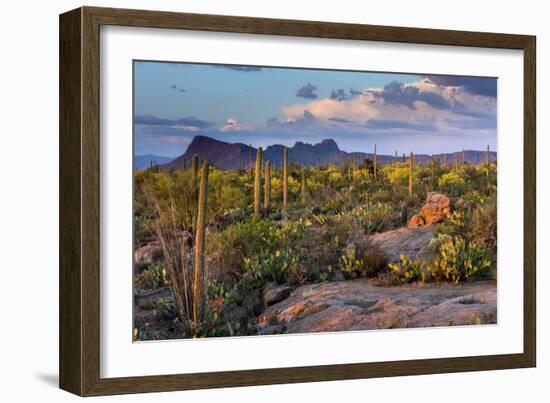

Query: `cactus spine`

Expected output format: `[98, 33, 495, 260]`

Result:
[283, 147, 288, 207]
[301, 166, 306, 204]
[191, 154, 199, 230]
[254, 147, 263, 216]
[264, 160, 271, 210]
[373, 144, 377, 180]
[193, 160, 209, 324]
[409, 152, 414, 196]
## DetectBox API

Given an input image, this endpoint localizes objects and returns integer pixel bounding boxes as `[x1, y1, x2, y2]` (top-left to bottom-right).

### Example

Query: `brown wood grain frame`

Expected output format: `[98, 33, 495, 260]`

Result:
[59, 6, 536, 396]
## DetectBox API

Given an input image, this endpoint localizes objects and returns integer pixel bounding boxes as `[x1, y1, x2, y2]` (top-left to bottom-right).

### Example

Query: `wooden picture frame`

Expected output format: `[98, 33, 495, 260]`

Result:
[59, 6, 536, 396]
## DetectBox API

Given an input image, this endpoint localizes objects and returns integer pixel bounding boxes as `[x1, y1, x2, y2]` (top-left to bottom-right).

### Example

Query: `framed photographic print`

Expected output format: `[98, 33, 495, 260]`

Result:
[59, 6, 536, 396]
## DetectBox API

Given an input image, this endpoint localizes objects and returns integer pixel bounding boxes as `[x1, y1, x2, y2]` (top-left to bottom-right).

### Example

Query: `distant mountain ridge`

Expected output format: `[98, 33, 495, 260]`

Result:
[135, 154, 174, 170]
[160, 135, 496, 171]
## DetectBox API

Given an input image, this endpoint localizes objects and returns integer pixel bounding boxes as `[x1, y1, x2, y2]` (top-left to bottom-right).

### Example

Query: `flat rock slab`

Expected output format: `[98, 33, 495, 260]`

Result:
[257, 279, 496, 335]
[371, 225, 435, 262]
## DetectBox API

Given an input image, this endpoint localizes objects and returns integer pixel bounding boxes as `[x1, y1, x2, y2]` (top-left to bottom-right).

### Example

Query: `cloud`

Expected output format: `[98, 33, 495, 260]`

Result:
[370, 81, 451, 110]
[330, 89, 356, 102]
[446, 117, 496, 130]
[296, 83, 318, 99]
[214, 65, 262, 72]
[179, 89, 186, 93]
[267, 110, 318, 130]
[220, 117, 254, 132]
[365, 119, 437, 132]
[425, 75, 497, 98]
[170, 84, 177, 89]
[328, 117, 356, 124]
[134, 114, 214, 130]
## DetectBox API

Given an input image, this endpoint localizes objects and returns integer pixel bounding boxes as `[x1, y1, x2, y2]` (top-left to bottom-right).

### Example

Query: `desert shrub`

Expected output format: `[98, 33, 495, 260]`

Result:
[339, 240, 387, 277]
[135, 262, 168, 289]
[208, 218, 278, 279]
[468, 198, 497, 250]
[242, 248, 299, 288]
[438, 172, 466, 195]
[429, 236, 492, 283]
[388, 255, 427, 283]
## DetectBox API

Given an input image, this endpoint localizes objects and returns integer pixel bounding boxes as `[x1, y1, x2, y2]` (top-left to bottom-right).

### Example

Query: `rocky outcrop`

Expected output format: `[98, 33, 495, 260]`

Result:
[257, 280, 496, 335]
[421, 193, 451, 224]
[134, 243, 163, 273]
[371, 226, 435, 263]
[407, 214, 425, 228]
[262, 284, 293, 307]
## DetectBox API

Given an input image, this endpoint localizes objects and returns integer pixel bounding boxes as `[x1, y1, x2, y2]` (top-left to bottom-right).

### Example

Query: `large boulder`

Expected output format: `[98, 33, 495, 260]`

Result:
[134, 243, 163, 273]
[421, 193, 451, 224]
[407, 214, 425, 228]
[262, 283, 293, 307]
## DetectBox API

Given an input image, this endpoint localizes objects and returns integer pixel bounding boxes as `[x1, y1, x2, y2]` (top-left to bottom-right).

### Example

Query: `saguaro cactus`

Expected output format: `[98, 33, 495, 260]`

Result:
[183, 159, 187, 171]
[249, 144, 253, 176]
[486, 145, 490, 177]
[191, 154, 199, 229]
[402, 153, 406, 163]
[462, 149, 465, 165]
[301, 166, 306, 204]
[193, 160, 209, 324]
[254, 147, 263, 216]
[409, 152, 414, 196]
[264, 160, 271, 210]
[373, 144, 377, 180]
[283, 147, 288, 207]
[394, 150, 397, 166]
[239, 147, 242, 171]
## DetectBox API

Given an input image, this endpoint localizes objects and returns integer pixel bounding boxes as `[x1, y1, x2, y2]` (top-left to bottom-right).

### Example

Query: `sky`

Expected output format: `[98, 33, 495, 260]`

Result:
[134, 61, 497, 158]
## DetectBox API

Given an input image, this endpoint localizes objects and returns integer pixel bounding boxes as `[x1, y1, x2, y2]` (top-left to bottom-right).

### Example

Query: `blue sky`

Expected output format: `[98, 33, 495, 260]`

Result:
[134, 61, 497, 157]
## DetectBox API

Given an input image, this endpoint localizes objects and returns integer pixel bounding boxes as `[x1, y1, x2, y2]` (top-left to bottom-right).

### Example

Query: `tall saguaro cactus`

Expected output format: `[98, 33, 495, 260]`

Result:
[301, 166, 306, 204]
[249, 145, 253, 176]
[409, 152, 414, 196]
[264, 160, 271, 210]
[191, 154, 199, 230]
[402, 153, 406, 163]
[373, 144, 377, 180]
[193, 160, 209, 324]
[486, 145, 490, 177]
[394, 150, 397, 166]
[254, 148, 263, 216]
[283, 147, 288, 207]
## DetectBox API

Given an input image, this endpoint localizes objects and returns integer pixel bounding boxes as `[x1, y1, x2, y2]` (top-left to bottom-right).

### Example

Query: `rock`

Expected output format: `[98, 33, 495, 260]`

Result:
[371, 226, 435, 263]
[134, 243, 163, 273]
[257, 280, 496, 335]
[331, 270, 345, 282]
[421, 193, 451, 224]
[262, 284, 293, 307]
[408, 214, 425, 228]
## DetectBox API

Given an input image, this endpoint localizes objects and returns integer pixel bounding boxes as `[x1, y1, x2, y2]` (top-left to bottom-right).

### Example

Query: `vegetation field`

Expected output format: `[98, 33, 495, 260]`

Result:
[133, 145, 497, 340]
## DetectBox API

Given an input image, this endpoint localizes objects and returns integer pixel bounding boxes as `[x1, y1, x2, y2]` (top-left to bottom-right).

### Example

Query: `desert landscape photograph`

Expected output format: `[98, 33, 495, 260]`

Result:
[133, 61, 497, 340]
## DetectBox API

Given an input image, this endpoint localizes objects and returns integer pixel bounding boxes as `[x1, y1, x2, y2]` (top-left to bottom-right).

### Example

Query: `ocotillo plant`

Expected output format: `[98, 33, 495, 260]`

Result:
[373, 144, 377, 180]
[191, 154, 199, 230]
[193, 160, 209, 324]
[264, 160, 271, 210]
[301, 166, 306, 204]
[254, 147, 263, 216]
[409, 152, 414, 196]
[283, 147, 288, 207]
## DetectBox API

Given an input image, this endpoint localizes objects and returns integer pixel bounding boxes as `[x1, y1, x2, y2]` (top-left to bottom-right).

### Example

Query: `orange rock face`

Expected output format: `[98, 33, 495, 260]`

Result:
[407, 214, 425, 228]
[421, 193, 451, 224]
